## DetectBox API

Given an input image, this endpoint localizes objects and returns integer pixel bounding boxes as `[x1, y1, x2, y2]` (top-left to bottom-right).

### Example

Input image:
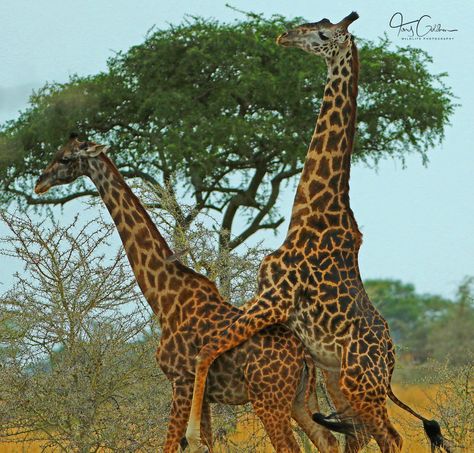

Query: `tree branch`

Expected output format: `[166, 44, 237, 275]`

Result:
[10, 188, 100, 206]
[228, 166, 301, 250]
[119, 168, 162, 188]
[219, 162, 267, 251]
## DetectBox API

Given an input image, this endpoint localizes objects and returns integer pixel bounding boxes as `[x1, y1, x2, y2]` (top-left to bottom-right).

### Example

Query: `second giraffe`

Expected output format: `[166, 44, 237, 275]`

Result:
[186, 12, 451, 453]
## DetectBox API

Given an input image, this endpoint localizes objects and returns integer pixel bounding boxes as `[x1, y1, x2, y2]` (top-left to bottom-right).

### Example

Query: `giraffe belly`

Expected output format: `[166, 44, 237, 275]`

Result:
[287, 308, 342, 371]
[205, 349, 249, 405]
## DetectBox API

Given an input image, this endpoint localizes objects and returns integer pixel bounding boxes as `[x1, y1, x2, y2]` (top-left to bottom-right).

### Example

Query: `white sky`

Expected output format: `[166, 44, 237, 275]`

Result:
[0, 0, 472, 299]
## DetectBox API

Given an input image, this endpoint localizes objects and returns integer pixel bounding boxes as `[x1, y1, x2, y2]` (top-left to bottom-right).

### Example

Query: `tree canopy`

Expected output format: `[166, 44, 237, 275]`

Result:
[365, 279, 451, 343]
[0, 13, 455, 249]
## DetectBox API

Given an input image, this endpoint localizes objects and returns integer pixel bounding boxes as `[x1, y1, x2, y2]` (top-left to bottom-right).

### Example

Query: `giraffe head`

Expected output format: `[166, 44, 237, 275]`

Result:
[276, 12, 359, 59]
[34, 133, 109, 194]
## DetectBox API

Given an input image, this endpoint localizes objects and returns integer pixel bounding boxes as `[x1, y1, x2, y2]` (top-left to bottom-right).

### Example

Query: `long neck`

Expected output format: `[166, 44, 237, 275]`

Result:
[86, 155, 176, 318]
[288, 40, 359, 233]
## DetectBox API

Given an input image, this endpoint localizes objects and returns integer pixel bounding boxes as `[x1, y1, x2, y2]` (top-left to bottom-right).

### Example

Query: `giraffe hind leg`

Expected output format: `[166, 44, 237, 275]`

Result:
[180, 402, 213, 453]
[338, 397, 402, 453]
[200, 401, 213, 452]
[186, 302, 290, 451]
[321, 369, 372, 453]
[339, 347, 403, 453]
[252, 399, 300, 453]
[245, 331, 310, 452]
[291, 364, 340, 452]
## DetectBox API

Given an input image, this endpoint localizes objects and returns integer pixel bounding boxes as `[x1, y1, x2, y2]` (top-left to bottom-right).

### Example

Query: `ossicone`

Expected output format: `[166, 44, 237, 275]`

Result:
[339, 11, 359, 29]
[345, 12, 359, 23]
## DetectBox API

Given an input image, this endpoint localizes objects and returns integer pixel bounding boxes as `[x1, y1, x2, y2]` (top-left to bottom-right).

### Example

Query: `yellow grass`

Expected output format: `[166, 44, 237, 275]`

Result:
[0, 434, 47, 453]
[0, 384, 462, 452]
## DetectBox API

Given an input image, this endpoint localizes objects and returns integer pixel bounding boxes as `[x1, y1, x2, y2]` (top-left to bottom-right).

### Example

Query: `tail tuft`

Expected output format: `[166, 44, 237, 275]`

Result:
[422, 419, 451, 453]
[312, 412, 356, 437]
[389, 387, 452, 452]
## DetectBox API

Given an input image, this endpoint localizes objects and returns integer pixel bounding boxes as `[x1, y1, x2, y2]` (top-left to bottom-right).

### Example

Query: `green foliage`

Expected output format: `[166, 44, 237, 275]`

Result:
[428, 277, 474, 366]
[357, 38, 454, 164]
[0, 13, 455, 248]
[366, 278, 474, 364]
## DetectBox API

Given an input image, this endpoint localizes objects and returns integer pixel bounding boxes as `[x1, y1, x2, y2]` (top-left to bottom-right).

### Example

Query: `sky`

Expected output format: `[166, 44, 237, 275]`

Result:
[0, 0, 472, 299]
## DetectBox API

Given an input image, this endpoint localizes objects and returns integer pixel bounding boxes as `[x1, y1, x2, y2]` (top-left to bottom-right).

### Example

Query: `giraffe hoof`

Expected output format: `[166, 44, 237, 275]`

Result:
[185, 424, 209, 453]
[188, 443, 208, 453]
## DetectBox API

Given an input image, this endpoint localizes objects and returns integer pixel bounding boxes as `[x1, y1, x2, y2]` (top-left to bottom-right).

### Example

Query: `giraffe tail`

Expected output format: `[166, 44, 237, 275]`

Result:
[304, 356, 356, 436]
[312, 411, 357, 437]
[387, 387, 452, 453]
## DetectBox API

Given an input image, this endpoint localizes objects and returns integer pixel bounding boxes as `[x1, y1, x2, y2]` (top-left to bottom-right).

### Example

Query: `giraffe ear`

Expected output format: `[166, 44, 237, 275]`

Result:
[78, 143, 110, 157]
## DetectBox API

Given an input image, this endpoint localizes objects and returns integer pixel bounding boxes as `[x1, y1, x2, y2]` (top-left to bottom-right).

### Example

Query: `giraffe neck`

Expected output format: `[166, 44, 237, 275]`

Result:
[86, 154, 177, 319]
[288, 39, 359, 233]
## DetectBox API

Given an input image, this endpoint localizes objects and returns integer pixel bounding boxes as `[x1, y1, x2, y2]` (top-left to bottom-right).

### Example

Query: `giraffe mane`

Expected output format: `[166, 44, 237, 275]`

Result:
[341, 38, 363, 249]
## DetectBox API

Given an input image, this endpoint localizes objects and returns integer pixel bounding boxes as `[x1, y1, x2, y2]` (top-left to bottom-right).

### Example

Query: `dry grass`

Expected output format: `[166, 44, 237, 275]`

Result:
[223, 383, 472, 453]
[0, 382, 471, 452]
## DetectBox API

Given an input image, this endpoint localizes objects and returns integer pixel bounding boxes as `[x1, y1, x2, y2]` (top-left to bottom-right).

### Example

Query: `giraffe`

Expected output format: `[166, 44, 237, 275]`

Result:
[33, 134, 340, 453]
[185, 12, 451, 453]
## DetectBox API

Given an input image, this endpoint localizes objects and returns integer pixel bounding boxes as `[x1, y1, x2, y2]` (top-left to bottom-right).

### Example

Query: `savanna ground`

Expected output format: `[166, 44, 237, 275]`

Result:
[0, 381, 471, 452]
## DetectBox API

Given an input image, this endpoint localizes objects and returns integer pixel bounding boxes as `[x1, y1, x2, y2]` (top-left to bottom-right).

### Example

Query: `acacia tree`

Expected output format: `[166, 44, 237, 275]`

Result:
[140, 182, 270, 300]
[426, 361, 474, 450]
[0, 214, 168, 451]
[0, 13, 454, 251]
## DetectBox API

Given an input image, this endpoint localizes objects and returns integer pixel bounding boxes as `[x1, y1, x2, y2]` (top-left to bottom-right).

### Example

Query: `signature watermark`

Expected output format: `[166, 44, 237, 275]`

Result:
[389, 12, 458, 40]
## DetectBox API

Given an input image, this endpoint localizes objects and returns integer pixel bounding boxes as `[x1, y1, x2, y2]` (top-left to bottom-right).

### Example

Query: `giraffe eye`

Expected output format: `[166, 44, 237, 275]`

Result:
[318, 31, 329, 41]
[58, 158, 71, 164]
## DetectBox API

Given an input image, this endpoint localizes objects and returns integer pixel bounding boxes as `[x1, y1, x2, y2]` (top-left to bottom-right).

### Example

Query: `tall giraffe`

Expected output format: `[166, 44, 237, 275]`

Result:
[186, 13, 450, 453]
[33, 135, 340, 453]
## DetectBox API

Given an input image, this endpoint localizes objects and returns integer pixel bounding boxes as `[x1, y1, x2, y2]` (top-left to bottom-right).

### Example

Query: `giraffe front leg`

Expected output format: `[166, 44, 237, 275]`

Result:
[164, 383, 193, 453]
[185, 351, 213, 453]
[185, 300, 290, 452]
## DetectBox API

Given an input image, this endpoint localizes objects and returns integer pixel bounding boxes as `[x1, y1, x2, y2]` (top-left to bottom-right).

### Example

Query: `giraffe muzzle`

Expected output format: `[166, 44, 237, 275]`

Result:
[276, 32, 291, 47]
[34, 175, 50, 195]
